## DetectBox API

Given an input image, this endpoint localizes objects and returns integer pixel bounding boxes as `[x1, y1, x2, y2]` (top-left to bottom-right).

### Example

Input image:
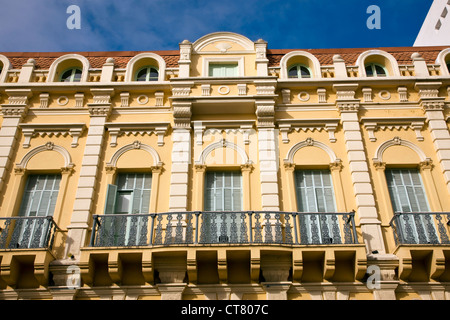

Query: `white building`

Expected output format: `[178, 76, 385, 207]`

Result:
[414, 0, 450, 46]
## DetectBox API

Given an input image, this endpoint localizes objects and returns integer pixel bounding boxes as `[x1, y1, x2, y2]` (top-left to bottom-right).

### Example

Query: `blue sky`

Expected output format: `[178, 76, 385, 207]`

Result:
[0, 0, 433, 52]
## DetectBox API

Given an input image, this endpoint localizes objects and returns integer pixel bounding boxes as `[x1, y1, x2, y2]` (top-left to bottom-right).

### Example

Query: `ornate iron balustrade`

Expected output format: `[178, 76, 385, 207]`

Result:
[390, 212, 450, 245]
[90, 211, 358, 247]
[0, 216, 60, 249]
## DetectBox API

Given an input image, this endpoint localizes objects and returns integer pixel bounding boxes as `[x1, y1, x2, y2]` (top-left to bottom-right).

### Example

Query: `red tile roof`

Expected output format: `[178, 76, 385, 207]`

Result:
[0, 46, 448, 70]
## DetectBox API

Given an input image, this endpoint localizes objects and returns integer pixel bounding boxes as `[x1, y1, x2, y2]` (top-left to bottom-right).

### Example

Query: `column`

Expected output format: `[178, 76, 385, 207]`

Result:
[258, 127, 280, 211]
[65, 88, 114, 259]
[335, 84, 386, 254]
[0, 89, 31, 194]
[169, 101, 192, 212]
[416, 82, 450, 195]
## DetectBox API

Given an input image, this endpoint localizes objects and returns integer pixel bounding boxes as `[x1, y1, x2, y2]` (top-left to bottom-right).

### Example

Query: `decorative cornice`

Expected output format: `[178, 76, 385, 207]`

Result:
[19, 123, 86, 148]
[255, 100, 275, 128]
[0, 89, 32, 119]
[105, 122, 170, 147]
[277, 118, 340, 143]
[361, 117, 426, 142]
[87, 88, 114, 117]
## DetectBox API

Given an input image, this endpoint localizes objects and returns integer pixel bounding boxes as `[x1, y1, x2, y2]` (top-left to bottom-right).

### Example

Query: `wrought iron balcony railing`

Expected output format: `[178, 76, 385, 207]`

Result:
[390, 212, 450, 245]
[0, 216, 60, 249]
[89, 211, 358, 247]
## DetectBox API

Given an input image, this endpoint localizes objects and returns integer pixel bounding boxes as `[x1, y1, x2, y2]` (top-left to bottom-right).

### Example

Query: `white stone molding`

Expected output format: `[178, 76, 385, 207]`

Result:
[255, 80, 277, 95]
[74, 93, 84, 108]
[137, 95, 149, 105]
[317, 88, 327, 103]
[124, 52, 166, 82]
[279, 50, 322, 79]
[196, 139, 251, 165]
[18, 58, 36, 83]
[155, 91, 164, 106]
[281, 89, 291, 104]
[106, 141, 163, 168]
[277, 119, 340, 144]
[16, 142, 74, 170]
[120, 92, 130, 107]
[201, 84, 211, 96]
[355, 50, 401, 77]
[362, 87, 373, 102]
[19, 123, 86, 148]
[435, 48, 450, 76]
[47, 54, 90, 83]
[192, 32, 255, 53]
[171, 82, 193, 97]
[0, 54, 12, 83]
[105, 122, 170, 147]
[192, 120, 254, 146]
[378, 90, 391, 100]
[373, 137, 429, 163]
[39, 93, 50, 108]
[284, 138, 338, 164]
[178, 40, 192, 78]
[398, 87, 409, 102]
[297, 91, 310, 102]
[57, 96, 69, 106]
[361, 117, 426, 142]
[218, 85, 230, 95]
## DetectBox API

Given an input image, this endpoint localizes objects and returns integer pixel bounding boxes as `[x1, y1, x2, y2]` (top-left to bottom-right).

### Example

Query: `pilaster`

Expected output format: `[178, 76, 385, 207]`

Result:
[65, 88, 114, 259]
[334, 83, 386, 254]
[416, 82, 450, 195]
[0, 89, 32, 194]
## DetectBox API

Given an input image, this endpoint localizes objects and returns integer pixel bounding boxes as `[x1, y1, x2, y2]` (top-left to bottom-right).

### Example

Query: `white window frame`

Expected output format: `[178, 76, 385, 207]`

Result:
[202, 57, 244, 77]
[364, 63, 388, 77]
[287, 64, 311, 79]
[59, 67, 83, 82]
[134, 66, 159, 82]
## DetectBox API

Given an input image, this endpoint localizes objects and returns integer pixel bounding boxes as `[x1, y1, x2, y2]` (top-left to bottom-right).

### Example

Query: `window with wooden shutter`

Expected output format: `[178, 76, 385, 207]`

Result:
[203, 171, 242, 243]
[295, 170, 340, 244]
[385, 168, 438, 244]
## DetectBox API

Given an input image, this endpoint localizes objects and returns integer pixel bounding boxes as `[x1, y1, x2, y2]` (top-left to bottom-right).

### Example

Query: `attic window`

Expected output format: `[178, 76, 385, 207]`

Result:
[208, 63, 238, 77]
[60, 68, 82, 82]
[365, 63, 387, 77]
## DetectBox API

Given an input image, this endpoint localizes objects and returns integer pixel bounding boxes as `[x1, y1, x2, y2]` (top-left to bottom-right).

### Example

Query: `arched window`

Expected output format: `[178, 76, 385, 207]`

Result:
[288, 64, 311, 79]
[365, 63, 387, 77]
[60, 67, 82, 82]
[135, 66, 159, 81]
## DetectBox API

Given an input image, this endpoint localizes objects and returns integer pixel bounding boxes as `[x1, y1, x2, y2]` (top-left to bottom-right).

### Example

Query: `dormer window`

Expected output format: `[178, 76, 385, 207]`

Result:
[60, 67, 82, 82]
[135, 66, 159, 81]
[365, 63, 387, 77]
[288, 64, 311, 79]
[208, 63, 238, 77]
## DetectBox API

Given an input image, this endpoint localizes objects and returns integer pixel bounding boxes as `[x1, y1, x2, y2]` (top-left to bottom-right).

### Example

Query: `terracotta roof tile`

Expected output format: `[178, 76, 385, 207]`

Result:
[1, 46, 448, 70]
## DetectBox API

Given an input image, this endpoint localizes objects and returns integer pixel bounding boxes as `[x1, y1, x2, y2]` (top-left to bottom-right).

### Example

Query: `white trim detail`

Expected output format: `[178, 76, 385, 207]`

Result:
[57, 96, 69, 106]
[435, 48, 450, 76]
[284, 138, 338, 164]
[355, 50, 401, 77]
[192, 32, 255, 52]
[373, 137, 428, 163]
[16, 142, 74, 169]
[47, 54, 90, 83]
[107, 141, 162, 167]
[0, 54, 12, 83]
[196, 139, 250, 165]
[124, 52, 166, 82]
[279, 51, 322, 79]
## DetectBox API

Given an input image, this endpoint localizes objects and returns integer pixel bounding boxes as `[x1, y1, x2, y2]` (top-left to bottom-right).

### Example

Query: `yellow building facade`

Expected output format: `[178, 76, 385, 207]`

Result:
[0, 32, 449, 300]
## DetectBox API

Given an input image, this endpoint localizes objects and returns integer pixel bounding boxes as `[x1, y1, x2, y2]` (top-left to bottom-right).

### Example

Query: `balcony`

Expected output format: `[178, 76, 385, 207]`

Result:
[0, 216, 60, 250]
[81, 211, 366, 287]
[390, 212, 450, 283]
[390, 212, 450, 245]
[89, 211, 359, 247]
[0, 216, 60, 289]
